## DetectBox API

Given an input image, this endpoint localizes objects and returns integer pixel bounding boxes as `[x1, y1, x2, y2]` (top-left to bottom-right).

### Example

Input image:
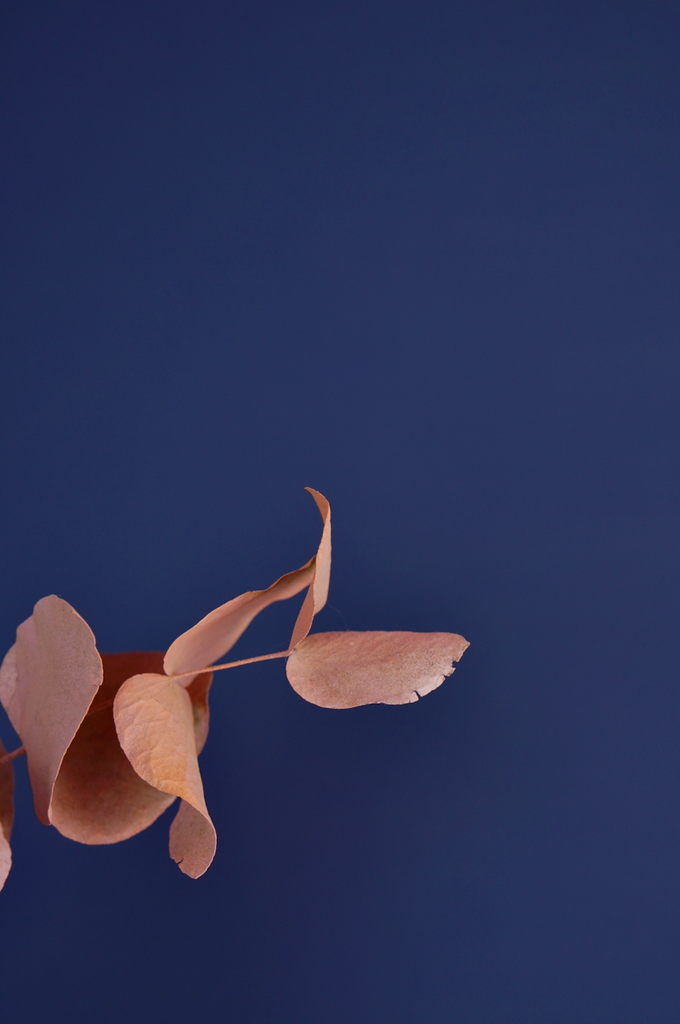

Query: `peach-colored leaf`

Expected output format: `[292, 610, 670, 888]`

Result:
[288, 488, 332, 652]
[0, 737, 14, 892]
[0, 596, 103, 825]
[164, 487, 331, 680]
[113, 673, 215, 878]
[286, 630, 470, 708]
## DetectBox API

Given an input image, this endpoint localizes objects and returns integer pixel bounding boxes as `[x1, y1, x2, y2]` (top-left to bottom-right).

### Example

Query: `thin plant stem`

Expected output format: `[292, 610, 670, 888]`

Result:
[169, 649, 289, 682]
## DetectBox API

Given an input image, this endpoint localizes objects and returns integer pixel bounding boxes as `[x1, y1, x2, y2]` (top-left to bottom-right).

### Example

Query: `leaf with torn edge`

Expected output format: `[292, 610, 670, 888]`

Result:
[164, 487, 331, 679]
[0, 737, 14, 892]
[114, 673, 216, 878]
[286, 630, 470, 709]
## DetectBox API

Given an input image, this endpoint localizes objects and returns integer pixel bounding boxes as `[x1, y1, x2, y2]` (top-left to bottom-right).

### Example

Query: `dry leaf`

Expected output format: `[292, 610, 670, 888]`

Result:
[286, 630, 470, 708]
[0, 596, 103, 825]
[114, 672, 216, 878]
[288, 488, 331, 651]
[0, 737, 14, 892]
[164, 487, 331, 679]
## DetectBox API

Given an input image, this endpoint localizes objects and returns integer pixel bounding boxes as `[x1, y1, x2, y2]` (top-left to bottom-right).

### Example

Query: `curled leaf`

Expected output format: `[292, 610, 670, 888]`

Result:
[286, 630, 470, 708]
[114, 673, 215, 878]
[0, 738, 14, 892]
[288, 488, 331, 651]
[0, 596, 103, 825]
[164, 487, 331, 679]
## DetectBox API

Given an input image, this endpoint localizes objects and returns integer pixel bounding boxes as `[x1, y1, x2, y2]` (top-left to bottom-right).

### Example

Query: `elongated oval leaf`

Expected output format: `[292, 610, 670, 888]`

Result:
[1, 596, 103, 825]
[164, 488, 331, 679]
[286, 630, 470, 708]
[113, 673, 215, 878]
[0, 738, 14, 892]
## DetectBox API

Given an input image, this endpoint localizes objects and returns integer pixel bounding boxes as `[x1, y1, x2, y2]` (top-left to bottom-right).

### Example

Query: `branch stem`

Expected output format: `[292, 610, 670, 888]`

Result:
[169, 649, 290, 681]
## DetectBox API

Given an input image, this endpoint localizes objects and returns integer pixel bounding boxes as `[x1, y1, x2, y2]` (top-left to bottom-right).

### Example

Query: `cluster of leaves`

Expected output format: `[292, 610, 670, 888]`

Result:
[0, 490, 469, 891]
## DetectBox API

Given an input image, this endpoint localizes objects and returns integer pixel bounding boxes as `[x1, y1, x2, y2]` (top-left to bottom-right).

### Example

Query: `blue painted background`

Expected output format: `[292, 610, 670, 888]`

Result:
[1, 3, 680, 1020]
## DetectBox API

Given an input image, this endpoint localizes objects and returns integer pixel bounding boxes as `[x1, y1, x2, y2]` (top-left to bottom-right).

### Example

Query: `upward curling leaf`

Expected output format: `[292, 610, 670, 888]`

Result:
[164, 487, 331, 679]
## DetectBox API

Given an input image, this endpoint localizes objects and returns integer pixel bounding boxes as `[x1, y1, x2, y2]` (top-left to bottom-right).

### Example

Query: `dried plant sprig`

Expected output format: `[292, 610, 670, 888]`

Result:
[0, 489, 468, 890]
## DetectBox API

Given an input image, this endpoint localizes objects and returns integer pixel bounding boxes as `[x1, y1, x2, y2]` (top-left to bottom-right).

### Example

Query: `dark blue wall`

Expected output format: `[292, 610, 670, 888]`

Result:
[2, 3, 680, 1021]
